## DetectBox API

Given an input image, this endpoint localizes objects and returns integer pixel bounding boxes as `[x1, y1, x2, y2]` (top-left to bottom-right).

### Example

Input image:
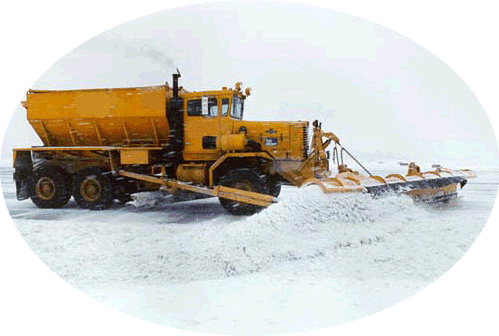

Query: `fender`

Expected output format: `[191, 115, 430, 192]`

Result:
[208, 152, 274, 187]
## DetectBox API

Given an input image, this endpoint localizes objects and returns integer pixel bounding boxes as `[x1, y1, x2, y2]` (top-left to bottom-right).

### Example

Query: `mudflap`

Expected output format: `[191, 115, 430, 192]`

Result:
[13, 151, 33, 200]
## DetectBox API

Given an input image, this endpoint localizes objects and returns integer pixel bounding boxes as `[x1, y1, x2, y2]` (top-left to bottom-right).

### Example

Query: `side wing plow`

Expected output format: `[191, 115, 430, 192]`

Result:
[301, 165, 474, 203]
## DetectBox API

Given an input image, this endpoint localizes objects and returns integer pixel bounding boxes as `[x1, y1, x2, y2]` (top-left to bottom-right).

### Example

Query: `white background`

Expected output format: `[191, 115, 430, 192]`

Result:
[0, 1, 497, 335]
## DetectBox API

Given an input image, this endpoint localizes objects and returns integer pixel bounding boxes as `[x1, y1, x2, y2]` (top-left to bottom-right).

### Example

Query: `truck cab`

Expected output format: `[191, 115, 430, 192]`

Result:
[182, 87, 246, 161]
[181, 84, 308, 164]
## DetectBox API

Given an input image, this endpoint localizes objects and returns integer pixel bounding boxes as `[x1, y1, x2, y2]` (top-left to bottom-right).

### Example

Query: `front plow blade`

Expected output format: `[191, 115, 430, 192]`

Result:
[302, 167, 474, 203]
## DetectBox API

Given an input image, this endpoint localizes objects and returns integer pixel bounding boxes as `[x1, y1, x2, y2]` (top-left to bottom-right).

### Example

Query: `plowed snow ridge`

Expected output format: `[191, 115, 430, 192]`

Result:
[152, 186, 431, 282]
[5, 164, 494, 334]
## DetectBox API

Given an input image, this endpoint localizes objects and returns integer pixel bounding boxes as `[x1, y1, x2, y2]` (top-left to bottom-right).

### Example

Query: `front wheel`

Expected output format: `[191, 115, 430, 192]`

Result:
[267, 175, 282, 198]
[73, 167, 114, 210]
[219, 168, 269, 216]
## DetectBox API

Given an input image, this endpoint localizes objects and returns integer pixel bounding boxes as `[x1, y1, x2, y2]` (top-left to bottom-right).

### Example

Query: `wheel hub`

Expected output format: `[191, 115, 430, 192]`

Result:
[80, 178, 102, 202]
[232, 181, 253, 192]
[35, 177, 56, 200]
[230, 181, 254, 206]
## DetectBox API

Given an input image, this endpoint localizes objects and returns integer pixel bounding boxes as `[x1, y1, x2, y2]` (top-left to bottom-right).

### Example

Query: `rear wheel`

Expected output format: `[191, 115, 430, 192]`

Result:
[31, 165, 72, 208]
[219, 168, 269, 216]
[73, 167, 114, 210]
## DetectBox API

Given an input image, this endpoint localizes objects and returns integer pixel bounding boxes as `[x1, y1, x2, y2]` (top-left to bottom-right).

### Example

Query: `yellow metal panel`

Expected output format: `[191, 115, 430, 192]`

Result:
[385, 173, 407, 182]
[13, 146, 162, 151]
[274, 159, 313, 186]
[208, 152, 274, 187]
[25, 86, 170, 147]
[120, 149, 149, 164]
[370, 175, 387, 184]
[232, 120, 307, 160]
[220, 134, 246, 151]
[182, 95, 223, 161]
[407, 184, 458, 199]
[176, 164, 207, 184]
[216, 186, 274, 207]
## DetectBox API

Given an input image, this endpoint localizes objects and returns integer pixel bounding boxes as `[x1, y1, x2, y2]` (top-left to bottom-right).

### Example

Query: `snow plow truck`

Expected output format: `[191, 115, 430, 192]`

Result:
[13, 71, 475, 215]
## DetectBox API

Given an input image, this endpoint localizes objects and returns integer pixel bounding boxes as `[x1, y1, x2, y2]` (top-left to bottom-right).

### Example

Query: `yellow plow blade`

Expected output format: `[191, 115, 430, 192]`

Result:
[301, 167, 475, 203]
[301, 177, 366, 193]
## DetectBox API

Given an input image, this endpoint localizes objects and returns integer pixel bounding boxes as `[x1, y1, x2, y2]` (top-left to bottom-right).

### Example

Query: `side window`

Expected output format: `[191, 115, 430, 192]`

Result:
[187, 97, 218, 117]
[221, 98, 229, 117]
[209, 99, 218, 116]
[231, 96, 244, 119]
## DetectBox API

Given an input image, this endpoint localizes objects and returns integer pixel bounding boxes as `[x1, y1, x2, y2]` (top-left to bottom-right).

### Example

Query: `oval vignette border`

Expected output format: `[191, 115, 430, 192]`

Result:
[1, 0, 499, 335]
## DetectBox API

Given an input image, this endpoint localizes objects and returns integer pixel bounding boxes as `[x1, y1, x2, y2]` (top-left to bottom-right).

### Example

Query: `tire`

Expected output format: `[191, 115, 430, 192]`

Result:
[117, 194, 134, 205]
[73, 167, 114, 210]
[219, 168, 269, 216]
[113, 179, 135, 205]
[31, 165, 72, 208]
[267, 175, 282, 198]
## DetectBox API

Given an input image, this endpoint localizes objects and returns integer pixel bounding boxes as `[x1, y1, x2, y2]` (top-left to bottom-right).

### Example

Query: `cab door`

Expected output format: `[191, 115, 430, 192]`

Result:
[183, 95, 220, 161]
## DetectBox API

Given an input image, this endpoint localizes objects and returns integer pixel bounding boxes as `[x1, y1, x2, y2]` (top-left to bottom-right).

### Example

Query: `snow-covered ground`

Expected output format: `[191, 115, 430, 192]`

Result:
[1, 161, 497, 335]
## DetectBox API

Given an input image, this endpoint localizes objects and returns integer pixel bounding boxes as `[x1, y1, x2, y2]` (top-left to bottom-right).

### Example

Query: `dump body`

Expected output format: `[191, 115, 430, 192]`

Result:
[25, 85, 183, 147]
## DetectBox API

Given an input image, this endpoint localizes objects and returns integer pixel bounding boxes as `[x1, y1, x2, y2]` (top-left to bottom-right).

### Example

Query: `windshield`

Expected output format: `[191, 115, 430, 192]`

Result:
[231, 96, 244, 119]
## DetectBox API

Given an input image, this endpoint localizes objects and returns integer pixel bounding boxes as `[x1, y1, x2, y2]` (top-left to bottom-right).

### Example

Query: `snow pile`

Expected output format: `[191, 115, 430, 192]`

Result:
[129, 191, 173, 208]
[4, 164, 495, 334]
[6, 162, 490, 287]
[252, 185, 419, 225]
[154, 186, 430, 282]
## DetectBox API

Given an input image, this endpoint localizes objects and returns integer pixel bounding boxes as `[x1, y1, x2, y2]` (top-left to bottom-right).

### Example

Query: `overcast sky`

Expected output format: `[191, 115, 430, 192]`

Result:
[2, 1, 497, 166]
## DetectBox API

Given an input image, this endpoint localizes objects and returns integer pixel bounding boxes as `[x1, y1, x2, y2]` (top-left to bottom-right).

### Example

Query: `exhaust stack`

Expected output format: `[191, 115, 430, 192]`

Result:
[172, 68, 181, 99]
[165, 69, 184, 168]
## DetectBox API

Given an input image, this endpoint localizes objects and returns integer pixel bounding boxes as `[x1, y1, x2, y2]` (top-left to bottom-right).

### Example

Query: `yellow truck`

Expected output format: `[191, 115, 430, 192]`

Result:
[13, 71, 474, 215]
